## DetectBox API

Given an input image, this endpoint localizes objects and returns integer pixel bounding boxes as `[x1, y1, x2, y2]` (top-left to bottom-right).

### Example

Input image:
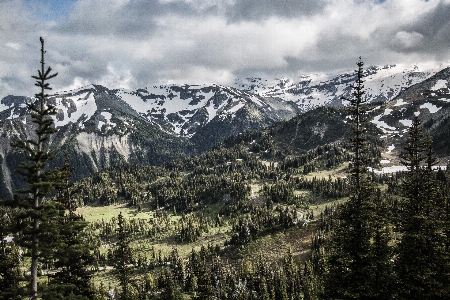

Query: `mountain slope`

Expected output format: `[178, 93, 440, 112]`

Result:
[367, 67, 450, 159]
[0, 83, 301, 198]
[0, 63, 447, 198]
[225, 68, 450, 168]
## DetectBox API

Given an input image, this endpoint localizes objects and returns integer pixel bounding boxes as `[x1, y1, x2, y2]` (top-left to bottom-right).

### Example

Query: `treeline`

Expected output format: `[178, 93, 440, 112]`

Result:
[229, 205, 311, 245]
[72, 140, 361, 212]
[280, 144, 352, 173]
[96, 242, 313, 299]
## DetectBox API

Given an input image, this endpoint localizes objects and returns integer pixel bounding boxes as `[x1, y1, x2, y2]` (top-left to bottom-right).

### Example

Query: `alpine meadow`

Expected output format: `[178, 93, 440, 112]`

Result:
[1, 16, 450, 300]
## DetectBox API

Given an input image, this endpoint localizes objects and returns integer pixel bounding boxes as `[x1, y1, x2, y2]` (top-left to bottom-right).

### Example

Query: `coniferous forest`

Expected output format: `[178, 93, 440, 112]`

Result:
[1, 40, 450, 300]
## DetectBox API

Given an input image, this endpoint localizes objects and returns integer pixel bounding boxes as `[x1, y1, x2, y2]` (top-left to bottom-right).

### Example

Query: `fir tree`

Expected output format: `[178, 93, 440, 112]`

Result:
[395, 117, 449, 299]
[45, 153, 95, 299]
[323, 58, 393, 299]
[4, 37, 61, 300]
[113, 212, 133, 300]
[160, 268, 182, 300]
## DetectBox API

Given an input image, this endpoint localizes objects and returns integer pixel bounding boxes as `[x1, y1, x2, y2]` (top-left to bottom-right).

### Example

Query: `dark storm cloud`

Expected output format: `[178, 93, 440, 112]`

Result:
[389, 1, 450, 56]
[226, 0, 327, 22]
[2, 0, 450, 100]
[56, 0, 220, 38]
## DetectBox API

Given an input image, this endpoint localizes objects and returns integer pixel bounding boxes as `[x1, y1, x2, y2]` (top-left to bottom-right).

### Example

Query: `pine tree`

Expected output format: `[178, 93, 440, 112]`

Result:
[395, 117, 449, 299]
[160, 268, 182, 300]
[45, 153, 95, 299]
[3, 37, 61, 300]
[169, 247, 185, 290]
[0, 207, 23, 300]
[302, 260, 321, 300]
[323, 58, 393, 299]
[442, 181, 450, 297]
[113, 212, 133, 300]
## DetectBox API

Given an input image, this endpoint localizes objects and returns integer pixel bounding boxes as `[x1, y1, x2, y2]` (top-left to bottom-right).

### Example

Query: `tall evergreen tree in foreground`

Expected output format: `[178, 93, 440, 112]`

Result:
[322, 58, 393, 299]
[395, 117, 450, 299]
[113, 212, 133, 300]
[44, 153, 95, 299]
[3, 37, 61, 299]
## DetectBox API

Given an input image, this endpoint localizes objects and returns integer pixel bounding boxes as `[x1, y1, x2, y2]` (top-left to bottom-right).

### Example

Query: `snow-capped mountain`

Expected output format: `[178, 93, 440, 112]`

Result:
[0, 63, 448, 198]
[367, 67, 450, 162]
[114, 84, 300, 138]
[235, 64, 437, 110]
[33, 83, 300, 138]
[258, 67, 450, 175]
[0, 83, 301, 197]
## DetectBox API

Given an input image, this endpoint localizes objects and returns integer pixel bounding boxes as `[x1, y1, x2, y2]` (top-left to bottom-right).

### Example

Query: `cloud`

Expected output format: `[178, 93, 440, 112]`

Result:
[1, 0, 450, 100]
[393, 31, 424, 49]
[225, 0, 327, 22]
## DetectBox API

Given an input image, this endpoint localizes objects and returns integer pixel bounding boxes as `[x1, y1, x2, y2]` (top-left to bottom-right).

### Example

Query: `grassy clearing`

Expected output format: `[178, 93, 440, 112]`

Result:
[79, 201, 234, 259]
[303, 162, 349, 180]
[78, 204, 154, 223]
[222, 222, 318, 267]
[310, 198, 348, 216]
[78, 196, 342, 261]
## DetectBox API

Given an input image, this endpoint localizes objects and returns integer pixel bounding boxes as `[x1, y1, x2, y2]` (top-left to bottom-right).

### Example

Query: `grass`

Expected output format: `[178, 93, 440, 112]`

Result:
[310, 198, 348, 216]
[78, 192, 345, 263]
[78, 203, 153, 223]
[220, 221, 318, 268]
[79, 201, 234, 258]
[303, 162, 349, 180]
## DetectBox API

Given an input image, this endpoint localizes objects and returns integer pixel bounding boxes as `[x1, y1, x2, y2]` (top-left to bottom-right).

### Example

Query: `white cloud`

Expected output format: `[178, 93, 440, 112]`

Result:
[393, 31, 424, 49]
[99, 64, 134, 89]
[6, 43, 21, 51]
[59, 76, 91, 92]
[1, 0, 450, 99]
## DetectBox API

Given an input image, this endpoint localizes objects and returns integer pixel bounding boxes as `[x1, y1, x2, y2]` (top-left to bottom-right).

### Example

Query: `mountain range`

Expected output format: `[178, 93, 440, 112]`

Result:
[0, 63, 449, 198]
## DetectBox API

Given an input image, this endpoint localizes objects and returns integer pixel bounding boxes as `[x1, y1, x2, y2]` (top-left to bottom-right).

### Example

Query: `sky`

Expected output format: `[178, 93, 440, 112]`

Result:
[1, 0, 450, 99]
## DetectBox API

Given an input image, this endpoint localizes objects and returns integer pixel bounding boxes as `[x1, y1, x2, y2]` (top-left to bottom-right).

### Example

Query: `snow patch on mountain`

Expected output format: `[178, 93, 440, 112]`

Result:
[420, 102, 441, 113]
[249, 94, 264, 107]
[372, 114, 397, 132]
[394, 99, 407, 106]
[226, 101, 245, 115]
[387, 144, 395, 153]
[98, 111, 115, 130]
[7, 109, 18, 120]
[370, 165, 408, 174]
[101, 111, 112, 122]
[431, 79, 448, 91]
[370, 165, 447, 174]
[399, 119, 412, 127]
[52, 90, 97, 127]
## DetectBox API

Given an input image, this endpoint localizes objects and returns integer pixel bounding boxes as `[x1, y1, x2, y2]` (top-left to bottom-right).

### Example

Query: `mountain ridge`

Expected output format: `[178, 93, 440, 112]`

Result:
[0, 63, 449, 198]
